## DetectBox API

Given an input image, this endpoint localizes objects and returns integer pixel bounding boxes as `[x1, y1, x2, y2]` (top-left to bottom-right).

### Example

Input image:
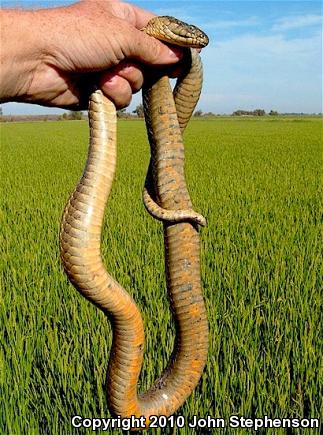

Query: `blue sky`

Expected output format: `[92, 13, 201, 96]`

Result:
[2, 1, 322, 114]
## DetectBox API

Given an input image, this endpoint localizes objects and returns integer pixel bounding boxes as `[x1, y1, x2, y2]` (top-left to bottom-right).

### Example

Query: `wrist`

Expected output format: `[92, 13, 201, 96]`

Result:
[0, 9, 48, 102]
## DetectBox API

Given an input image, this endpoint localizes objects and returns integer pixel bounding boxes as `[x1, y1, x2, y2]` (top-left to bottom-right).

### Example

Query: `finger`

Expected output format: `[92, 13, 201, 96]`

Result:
[107, 62, 144, 94]
[99, 74, 132, 109]
[123, 28, 183, 66]
[168, 50, 194, 78]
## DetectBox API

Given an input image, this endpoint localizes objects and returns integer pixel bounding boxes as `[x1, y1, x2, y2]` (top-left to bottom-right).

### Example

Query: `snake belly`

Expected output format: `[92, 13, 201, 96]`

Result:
[59, 17, 209, 427]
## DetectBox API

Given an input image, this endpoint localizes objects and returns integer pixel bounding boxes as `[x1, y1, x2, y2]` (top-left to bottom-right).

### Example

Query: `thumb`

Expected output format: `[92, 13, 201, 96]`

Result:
[125, 29, 183, 66]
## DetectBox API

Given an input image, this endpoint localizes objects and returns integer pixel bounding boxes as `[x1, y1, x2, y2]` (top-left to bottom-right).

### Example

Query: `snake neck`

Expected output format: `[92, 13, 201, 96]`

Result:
[143, 75, 192, 211]
[173, 49, 203, 131]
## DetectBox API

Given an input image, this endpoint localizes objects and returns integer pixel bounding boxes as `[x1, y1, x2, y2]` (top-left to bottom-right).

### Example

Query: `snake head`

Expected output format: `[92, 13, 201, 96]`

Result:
[143, 16, 209, 49]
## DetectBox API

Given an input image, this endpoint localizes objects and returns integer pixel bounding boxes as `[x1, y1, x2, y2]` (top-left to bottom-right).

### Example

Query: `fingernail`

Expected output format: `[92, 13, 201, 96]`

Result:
[168, 47, 183, 60]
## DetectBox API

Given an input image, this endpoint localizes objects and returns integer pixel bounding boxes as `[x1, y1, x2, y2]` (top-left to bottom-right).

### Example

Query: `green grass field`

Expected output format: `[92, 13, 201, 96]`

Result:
[1, 117, 321, 434]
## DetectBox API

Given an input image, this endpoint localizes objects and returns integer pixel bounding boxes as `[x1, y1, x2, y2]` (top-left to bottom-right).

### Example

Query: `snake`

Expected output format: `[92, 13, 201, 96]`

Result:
[59, 16, 209, 428]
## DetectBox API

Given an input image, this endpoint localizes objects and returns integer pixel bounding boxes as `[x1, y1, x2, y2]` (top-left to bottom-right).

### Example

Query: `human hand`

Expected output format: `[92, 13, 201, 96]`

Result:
[0, 0, 183, 109]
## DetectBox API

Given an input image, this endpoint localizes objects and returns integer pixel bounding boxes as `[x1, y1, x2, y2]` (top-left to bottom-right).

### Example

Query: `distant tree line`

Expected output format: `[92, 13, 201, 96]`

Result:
[232, 109, 279, 116]
[193, 108, 280, 117]
[2, 103, 321, 123]
[57, 107, 281, 120]
[60, 111, 85, 120]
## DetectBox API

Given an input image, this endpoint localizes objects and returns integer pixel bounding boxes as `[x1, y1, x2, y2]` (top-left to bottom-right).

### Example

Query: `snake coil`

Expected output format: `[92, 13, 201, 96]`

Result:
[60, 16, 209, 429]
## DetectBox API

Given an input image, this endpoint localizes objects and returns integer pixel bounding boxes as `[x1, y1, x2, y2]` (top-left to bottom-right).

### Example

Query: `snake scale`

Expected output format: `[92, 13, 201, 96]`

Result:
[59, 16, 209, 427]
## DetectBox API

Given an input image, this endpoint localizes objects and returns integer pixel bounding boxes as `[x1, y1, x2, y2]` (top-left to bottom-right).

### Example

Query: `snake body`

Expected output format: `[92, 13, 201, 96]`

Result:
[60, 17, 209, 427]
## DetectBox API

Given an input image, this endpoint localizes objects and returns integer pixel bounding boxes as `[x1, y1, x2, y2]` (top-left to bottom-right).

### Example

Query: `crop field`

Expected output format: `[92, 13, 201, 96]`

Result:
[0, 117, 321, 434]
